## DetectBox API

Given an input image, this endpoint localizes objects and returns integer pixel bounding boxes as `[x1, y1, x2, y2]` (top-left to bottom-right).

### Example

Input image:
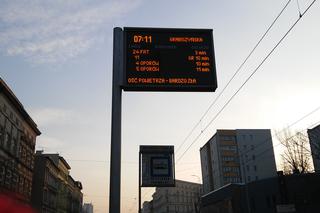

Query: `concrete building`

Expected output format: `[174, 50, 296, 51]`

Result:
[0, 78, 41, 203]
[200, 172, 320, 213]
[146, 179, 202, 213]
[200, 129, 277, 194]
[31, 151, 83, 213]
[307, 124, 320, 172]
[83, 203, 93, 213]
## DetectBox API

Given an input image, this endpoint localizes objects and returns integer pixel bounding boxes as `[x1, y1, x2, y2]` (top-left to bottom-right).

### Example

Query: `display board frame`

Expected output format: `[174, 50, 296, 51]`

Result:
[123, 27, 217, 92]
[139, 145, 175, 187]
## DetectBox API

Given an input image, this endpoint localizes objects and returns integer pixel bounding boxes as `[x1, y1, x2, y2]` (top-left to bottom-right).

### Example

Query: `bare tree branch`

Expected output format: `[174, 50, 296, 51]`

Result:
[276, 128, 312, 174]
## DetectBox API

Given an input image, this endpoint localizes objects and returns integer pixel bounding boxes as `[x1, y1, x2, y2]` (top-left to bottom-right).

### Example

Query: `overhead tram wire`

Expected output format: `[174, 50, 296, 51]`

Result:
[65, 159, 197, 165]
[175, 0, 293, 156]
[176, 0, 318, 164]
[237, 104, 320, 160]
[242, 119, 320, 166]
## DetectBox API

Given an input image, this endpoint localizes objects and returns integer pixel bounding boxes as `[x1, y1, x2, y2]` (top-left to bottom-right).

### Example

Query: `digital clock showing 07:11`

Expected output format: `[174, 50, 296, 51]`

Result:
[133, 35, 152, 43]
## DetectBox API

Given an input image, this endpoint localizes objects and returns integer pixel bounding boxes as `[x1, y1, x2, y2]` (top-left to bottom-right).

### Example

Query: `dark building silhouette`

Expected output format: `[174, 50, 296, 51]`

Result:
[31, 151, 83, 213]
[201, 172, 320, 213]
[0, 78, 41, 203]
[307, 124, 320, 172]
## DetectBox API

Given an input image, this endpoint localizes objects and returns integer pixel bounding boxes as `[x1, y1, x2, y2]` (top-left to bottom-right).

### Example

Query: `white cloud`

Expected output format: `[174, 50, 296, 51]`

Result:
[0, 0, 142, 63]
[36, 135, 65, 153]
[30, 107, 74, 126]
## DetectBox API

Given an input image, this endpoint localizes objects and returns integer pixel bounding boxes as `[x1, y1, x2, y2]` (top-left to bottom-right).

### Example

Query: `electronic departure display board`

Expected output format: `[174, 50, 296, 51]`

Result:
[123, 27, 217, 92]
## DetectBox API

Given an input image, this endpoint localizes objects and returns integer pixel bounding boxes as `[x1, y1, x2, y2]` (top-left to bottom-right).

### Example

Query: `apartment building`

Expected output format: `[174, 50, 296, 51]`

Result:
[31, 151, 83, 213]
[0, 78, 41, 203]
[200, 129, 277, 194]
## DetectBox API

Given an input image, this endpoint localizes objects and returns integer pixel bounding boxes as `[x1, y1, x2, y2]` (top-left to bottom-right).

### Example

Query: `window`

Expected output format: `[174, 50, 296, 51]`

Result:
[0, 165, 5, 183]
[266, 196, 271, 208]
[3, 104, 7, 113]
[12, 173, 19, 192]
[254, 165, 257, 171]
[246, 165, 250, 171]
[221, 136, 235, 141]
[232, 167, 239, 172]
[252, 155, 256, 160]
[5, 133, 10, 150]
[255, 176, 259, 181]
[223, 167, 231, 172]
[0, 127, 3, 147]
[251, 197, 256, 211]
[12, 138, 17, 155]
[248, 176, 251, 182]
[19, 177, 24, 193]
[222, 156, 235, 162]
[251, 145, 254, 150]
[221, 145, 237, 151]
[5, 169, 12, 187]
[43, 189, 48, 203]
[250, 135, 253, 140]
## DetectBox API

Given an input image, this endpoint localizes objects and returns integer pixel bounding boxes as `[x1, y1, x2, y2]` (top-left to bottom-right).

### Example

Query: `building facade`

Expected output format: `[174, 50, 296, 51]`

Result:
[201, 173, 320, 213]
[307, 124, 320, 172]
[31, 152, 59, 213]
[145, 179, 202, 213]
[0, 78, 41, 203]
[31, 151, 83, 213]
[200, 129, 277, 194]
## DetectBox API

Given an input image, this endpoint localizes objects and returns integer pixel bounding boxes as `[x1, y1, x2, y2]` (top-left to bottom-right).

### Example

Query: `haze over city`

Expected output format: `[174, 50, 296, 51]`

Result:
[1, 0, 320, 212]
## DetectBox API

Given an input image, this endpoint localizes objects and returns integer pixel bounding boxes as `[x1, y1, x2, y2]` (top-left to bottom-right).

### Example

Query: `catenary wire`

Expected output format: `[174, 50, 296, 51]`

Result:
[175, 0, 293, 155]
[242, 119, 320, 166]
[237, 105, 320, 159]
[176, 0, 318, 164]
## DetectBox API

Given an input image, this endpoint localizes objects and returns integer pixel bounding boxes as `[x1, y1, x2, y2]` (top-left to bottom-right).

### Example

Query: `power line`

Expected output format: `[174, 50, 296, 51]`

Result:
[237, 105, 320, 159]
[242, 119, 320, 166]
[176, 0, 318, 164]
[66, 159, 198, 166]
[175, 0, 293, 156]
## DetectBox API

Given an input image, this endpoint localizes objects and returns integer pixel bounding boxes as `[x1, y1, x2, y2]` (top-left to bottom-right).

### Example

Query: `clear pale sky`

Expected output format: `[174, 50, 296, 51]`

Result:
[1, 0, 320, 212]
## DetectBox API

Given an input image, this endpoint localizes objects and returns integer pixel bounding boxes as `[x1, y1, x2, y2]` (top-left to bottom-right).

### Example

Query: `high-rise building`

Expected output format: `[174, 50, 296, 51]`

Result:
[0, 78, 41, 203]
[200, 129, 277, 194]
[307, 124, 320, 172]
[83, 203, 94, 213]
[145, 179, 202, 213]
[31, 151, 83, 213]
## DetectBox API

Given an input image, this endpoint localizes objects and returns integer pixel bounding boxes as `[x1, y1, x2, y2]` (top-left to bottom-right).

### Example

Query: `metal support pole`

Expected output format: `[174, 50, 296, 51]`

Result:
[139, 151, 142, 213]
[109, 27, 123, 213]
